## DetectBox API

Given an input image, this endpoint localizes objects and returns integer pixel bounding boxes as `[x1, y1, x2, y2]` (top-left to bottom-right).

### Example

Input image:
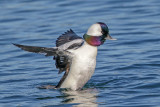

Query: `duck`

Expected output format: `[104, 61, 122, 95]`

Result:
[13, 22, 116, 91]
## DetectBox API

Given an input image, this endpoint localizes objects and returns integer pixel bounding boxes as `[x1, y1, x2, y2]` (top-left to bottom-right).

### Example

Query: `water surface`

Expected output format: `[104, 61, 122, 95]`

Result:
[0, 0, 160, 106]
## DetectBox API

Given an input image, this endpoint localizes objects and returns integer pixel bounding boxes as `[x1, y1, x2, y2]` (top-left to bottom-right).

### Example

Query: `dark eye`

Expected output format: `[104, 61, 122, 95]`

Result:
[101, 31, 104, 35]
[102, 30, 108, 35]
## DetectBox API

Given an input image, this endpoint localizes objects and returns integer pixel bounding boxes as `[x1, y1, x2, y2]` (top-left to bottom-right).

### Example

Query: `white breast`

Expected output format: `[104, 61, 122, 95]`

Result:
[60, 42, 98, 90]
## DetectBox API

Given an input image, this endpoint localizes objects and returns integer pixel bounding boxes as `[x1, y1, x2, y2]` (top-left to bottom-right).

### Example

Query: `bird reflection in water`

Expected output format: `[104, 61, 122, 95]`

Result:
[60, 88, 98, 107]
[37, 85, 98, 106]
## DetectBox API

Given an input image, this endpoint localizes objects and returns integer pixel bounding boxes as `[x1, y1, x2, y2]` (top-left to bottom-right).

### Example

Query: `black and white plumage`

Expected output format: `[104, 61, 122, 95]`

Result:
[13, 22, 116, 90]
[13, 29, 84, 89]
[56, 29, 83, 48]
[54, 29, 84, 73]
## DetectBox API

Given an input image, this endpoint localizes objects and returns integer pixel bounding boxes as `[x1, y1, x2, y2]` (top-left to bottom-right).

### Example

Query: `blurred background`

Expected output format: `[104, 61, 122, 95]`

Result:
[0, 0, 160, 106]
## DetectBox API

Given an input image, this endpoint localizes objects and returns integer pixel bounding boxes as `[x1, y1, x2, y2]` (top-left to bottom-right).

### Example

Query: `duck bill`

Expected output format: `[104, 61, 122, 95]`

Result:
[105, 34, 117, 40]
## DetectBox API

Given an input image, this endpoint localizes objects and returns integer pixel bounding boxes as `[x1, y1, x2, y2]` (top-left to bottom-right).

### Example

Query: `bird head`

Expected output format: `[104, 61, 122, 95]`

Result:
[83, 22, 116, 46]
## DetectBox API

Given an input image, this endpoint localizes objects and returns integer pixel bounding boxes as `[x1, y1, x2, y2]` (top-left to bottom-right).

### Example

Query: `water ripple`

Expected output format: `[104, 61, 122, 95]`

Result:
[1, 0, 160, 106]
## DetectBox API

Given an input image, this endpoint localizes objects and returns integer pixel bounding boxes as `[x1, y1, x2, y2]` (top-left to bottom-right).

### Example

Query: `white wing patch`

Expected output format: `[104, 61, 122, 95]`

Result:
[58, 39, 84, 50]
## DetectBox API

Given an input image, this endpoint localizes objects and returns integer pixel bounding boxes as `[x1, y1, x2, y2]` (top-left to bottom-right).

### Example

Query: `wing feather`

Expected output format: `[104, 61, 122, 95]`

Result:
[13, 43, 72, 57]
[56, 29, 83, 48]
[13, 29, 84, 88]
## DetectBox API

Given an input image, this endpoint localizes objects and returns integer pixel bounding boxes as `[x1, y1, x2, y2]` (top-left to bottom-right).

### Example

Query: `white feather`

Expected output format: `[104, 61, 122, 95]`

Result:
[59, 23, 104, 90]
[87, 23, 102, 36]
[58, 39, 83, 50]
[60, 42, 97, 90]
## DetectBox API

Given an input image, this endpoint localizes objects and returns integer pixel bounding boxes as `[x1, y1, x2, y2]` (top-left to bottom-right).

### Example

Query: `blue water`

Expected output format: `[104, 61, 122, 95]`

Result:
[0, 0, 160, 106]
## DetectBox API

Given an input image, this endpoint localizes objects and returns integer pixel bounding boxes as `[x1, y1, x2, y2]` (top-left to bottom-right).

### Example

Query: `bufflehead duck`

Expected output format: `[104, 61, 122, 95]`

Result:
[13, 22, 116, 90]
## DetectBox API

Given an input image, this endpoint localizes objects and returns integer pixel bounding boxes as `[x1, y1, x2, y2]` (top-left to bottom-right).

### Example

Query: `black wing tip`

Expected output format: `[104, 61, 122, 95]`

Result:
[58, 29, 75, 37]
[12, 43, 27, 49]
[12, 43, 17, 46]
[65, 29, 74, 34]
[12, 43, 28, 51]
[12, 43, 21, 47]
[70, 29, 73, 32]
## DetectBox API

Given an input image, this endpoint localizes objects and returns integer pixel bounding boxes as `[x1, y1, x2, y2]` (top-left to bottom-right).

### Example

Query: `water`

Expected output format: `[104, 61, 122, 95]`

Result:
[0, 0, 160, 106]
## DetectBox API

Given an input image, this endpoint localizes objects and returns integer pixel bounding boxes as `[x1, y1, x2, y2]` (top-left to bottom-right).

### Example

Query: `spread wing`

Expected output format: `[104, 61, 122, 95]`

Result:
[56, 29, 84, 50]
[54, 29, 84, 88]
[53, 29, 84, 74]
[13, 43, 72, 57]
[13, 29, 84, 88]
[56, 29, 83, 47]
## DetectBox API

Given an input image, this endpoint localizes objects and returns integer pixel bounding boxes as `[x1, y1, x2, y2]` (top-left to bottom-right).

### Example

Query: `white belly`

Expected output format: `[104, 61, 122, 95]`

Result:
[60, 57, 96, 90]
[60, 42, 97, 90]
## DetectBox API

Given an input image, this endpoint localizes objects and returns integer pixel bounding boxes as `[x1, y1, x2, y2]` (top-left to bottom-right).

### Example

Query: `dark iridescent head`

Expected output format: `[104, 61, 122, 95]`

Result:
[97, 22, 109, 35]
[83, 22, 116, 46]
